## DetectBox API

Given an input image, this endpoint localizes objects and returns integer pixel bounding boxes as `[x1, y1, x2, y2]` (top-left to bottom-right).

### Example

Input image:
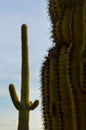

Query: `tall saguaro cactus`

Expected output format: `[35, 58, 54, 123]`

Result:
[9, 24, 39, 130]
[41, 0, 86, 130]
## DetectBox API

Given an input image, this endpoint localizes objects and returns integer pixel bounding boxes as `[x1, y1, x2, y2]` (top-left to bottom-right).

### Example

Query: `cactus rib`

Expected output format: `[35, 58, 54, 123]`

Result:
[41, 0, 86, 129]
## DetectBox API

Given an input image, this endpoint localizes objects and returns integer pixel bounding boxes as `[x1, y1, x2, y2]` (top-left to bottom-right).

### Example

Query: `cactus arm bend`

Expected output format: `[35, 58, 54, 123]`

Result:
[9, 84, 22, 110]
[26, 100, 39, 110]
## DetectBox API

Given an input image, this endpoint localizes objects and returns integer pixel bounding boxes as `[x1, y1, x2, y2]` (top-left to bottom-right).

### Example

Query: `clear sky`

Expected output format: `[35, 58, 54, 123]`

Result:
[0, 0, 53, 130]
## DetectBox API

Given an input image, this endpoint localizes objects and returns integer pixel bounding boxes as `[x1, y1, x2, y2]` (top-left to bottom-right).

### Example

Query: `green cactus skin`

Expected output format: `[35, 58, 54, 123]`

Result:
[9, 24, 39, 130]
[67, 0, 86, 129]
[41, 45, 75, 130]
[48, 0, 73, 45]
[41, 0, 86, 130]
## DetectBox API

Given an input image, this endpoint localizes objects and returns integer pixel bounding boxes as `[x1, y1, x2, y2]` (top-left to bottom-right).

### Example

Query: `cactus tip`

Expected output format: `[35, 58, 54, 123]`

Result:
[9, 84, 15, 91]
[22, 24, 27, 30]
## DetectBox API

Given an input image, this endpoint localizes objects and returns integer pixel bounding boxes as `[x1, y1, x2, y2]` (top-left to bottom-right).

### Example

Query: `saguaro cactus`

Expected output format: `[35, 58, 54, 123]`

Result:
[9, 24, 39, 130]
[41, 0, 86, 130]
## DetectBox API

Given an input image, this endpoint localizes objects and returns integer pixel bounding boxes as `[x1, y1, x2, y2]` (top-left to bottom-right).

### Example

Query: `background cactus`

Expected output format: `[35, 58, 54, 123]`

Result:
[41, 0, 86, 130]
[9, 24, 39, 130]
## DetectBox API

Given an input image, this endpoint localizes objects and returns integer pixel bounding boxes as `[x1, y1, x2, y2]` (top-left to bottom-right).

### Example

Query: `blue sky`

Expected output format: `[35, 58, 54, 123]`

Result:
[0, 0, 53, 130]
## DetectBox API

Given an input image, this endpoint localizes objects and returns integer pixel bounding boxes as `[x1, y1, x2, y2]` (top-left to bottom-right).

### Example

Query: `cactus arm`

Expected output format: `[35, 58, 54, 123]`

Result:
[26, 100, 39, 110]
[9, 84, 22, 110]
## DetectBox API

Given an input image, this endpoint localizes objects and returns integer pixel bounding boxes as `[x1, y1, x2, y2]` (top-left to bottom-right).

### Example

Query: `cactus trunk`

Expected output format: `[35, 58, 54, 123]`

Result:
[9, 24, 39, 130]
[41, 0, 86, 130]
[18, 24, 29, 130]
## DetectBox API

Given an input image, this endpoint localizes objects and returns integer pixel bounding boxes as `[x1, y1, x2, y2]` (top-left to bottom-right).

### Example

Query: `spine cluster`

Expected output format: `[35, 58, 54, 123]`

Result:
[41, 0, 86, 130]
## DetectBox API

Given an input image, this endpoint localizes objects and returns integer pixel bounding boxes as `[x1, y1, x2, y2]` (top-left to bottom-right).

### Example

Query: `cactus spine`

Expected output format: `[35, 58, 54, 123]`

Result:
[41, 0, 86, 130]
[9, 24, 39, 130]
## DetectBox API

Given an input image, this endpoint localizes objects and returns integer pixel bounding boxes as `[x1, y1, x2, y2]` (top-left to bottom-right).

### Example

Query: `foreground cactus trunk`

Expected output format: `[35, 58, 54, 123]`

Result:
[41, 0, 86, 130]
[9, 24, 39, 130]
